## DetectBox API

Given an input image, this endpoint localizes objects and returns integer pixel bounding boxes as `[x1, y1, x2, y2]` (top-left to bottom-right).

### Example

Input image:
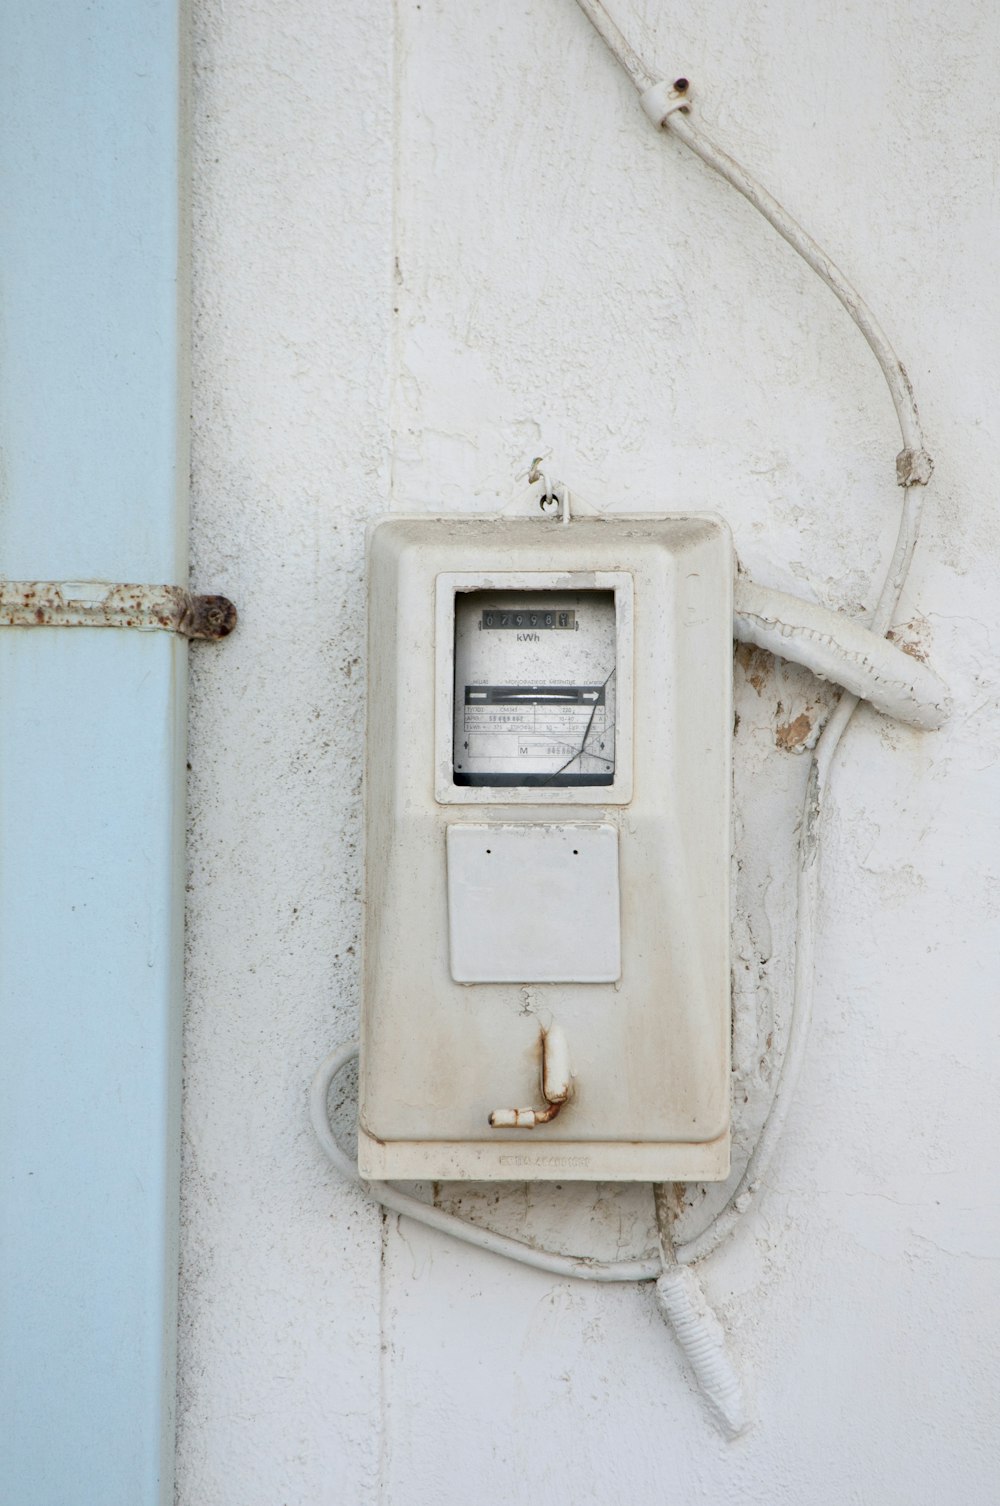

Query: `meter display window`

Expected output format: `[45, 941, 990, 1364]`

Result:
[453, 590, 616, 787]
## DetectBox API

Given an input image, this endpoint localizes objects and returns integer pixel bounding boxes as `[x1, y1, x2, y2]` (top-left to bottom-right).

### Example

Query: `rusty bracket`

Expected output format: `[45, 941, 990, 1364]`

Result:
[0, 581, 237, 641]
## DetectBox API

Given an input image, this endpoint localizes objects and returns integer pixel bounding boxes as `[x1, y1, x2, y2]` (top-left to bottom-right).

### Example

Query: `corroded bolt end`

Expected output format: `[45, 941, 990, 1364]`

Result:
[187, 594, 239, 640]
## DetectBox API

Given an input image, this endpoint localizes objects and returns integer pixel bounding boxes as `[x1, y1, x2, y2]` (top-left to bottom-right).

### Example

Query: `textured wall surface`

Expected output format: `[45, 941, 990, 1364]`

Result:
[180, 2, 1000, 1501]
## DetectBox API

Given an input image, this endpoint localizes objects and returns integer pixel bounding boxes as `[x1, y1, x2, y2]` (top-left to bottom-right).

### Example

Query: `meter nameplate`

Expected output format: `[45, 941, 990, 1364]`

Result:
[461, 684, 609, 782]
[447, 823, 621, 983]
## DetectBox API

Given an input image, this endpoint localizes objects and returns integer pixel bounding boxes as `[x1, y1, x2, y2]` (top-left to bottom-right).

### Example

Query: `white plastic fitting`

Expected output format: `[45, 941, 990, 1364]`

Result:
[654, 1265, 749, 1439]
[640, 78, 691, 126]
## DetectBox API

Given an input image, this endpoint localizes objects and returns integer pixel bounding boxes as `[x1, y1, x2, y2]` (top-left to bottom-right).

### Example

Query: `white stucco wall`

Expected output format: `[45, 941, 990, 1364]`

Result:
[179, 2, 1000, 1501]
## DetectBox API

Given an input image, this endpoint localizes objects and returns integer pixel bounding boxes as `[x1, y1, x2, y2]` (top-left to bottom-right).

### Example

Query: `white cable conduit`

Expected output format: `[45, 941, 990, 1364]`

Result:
[312, 0, 941, 1435]
[653, 1266, 749, 1438]
[651, 1182, 749, 1437]
[733, 579, 949, 730]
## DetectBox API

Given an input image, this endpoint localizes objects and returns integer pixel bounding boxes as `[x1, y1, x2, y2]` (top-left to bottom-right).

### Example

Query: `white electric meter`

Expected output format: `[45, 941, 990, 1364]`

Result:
[359, 515, 733, 1181]
[452, 590, 617, 786]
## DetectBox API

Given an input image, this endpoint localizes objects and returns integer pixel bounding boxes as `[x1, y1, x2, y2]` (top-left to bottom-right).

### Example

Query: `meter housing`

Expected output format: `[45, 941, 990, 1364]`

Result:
[359, 514, 732, 1181]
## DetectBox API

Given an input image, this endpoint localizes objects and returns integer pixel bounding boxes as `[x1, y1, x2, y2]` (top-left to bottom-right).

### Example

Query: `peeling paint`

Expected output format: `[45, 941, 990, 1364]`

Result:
[775, 710, 814, 751]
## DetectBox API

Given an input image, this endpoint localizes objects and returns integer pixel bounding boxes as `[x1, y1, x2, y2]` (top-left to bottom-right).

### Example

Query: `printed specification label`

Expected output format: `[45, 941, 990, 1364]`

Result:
[462, 684, 608, 768]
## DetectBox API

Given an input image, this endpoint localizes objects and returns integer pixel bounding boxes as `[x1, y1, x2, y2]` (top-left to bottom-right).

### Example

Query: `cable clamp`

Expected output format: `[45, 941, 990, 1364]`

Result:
[895, 447, 934, 487]
[0, 581, 238, 640]
[640, 78, 692, 127]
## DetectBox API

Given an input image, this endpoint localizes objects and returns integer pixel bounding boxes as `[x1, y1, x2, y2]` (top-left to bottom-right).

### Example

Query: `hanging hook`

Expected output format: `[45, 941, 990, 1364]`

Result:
[527, 456, 569, 520]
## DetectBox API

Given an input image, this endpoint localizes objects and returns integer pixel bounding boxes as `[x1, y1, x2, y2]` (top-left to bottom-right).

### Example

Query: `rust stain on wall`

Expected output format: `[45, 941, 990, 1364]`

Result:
[775, 711, 814, 751]
[735, 642, 770, 694]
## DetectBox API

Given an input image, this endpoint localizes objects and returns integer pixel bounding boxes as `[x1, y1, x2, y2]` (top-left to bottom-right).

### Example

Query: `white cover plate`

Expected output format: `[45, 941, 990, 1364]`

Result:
[447, 823, 621, 983]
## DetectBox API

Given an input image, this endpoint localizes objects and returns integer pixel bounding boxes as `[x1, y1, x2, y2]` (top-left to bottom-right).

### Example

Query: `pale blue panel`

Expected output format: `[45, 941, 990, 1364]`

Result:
[0, 2, 186, 1503]
[0, 629, 186, 1506]
[0, 0, 185, 582]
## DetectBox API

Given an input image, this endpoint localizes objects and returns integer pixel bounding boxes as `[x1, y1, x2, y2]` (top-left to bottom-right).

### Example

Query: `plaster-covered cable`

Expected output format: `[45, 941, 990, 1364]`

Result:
[675, 759, 822, 1263]
[678, 489, 924, 1263]
[310, 1043, 661, 1284]
[733, 577, 948, 730]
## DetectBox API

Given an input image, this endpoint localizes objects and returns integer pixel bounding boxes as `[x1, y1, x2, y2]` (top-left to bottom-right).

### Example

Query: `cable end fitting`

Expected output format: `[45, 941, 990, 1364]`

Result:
[896, 447, 934, 487]
[640, 78, 692, 128]
[654, 1266, 750, 1440]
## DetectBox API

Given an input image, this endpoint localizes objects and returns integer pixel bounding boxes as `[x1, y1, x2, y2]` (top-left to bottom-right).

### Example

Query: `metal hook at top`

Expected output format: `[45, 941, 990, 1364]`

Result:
[527, 457, 571, 524]
[528, 457, 558, 513]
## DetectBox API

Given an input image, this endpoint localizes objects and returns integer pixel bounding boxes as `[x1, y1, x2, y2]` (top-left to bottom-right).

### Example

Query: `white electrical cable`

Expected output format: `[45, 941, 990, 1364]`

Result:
[666, 114, 931, 485]
[311, 1042, 661, 1284]
[571, 0, 932, 488]
[570, 0, 933, 1265]
[569, 0, 657, 91]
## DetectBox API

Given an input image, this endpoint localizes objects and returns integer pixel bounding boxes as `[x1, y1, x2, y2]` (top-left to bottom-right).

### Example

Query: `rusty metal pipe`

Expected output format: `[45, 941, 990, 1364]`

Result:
[489, 1024, 572, 1130]
[0, 581, 237, 641]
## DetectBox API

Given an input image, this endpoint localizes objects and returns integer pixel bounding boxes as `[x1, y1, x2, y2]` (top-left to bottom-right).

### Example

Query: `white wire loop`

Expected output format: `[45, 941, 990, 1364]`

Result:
[311, 1042, 748, 1433]
[310, 1042, 660, 1284]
